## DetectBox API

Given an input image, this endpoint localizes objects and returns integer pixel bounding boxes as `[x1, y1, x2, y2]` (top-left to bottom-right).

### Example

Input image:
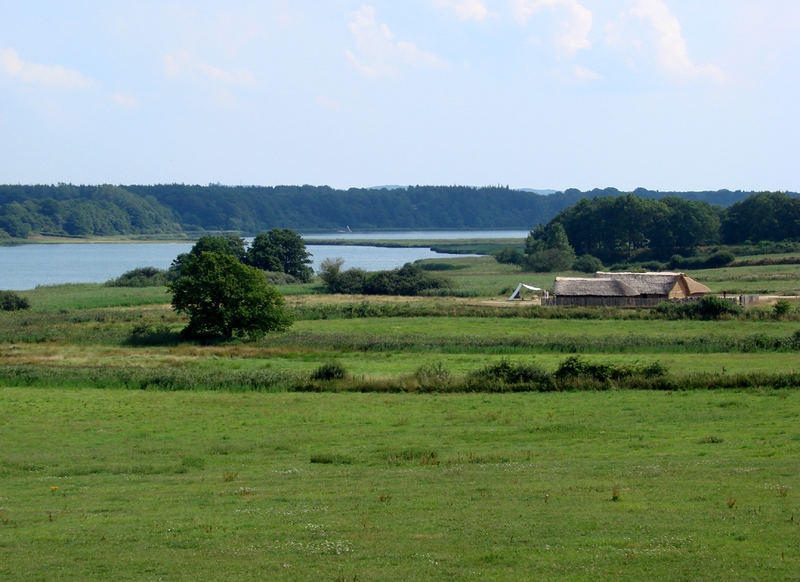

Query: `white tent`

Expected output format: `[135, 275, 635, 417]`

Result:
[508, 283, 542, 300]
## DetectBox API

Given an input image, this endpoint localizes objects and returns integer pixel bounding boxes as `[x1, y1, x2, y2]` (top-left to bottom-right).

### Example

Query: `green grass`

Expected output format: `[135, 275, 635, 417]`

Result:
[17, 283, 171, 311]
[1, 387, 798, 580]
[2, 258, 800, 578]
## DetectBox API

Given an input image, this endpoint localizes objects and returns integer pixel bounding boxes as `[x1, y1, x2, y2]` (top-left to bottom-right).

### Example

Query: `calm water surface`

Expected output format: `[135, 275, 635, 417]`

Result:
[0, 230, 524, 290]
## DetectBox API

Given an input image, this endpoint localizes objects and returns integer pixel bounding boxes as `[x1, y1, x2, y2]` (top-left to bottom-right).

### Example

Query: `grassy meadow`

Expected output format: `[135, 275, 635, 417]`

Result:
[2, 388, 799, 581]
[2, 252, 800, 579]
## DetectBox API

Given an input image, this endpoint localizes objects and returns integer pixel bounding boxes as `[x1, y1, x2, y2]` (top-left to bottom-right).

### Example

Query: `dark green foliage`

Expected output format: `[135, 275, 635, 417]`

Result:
[523, 223, 576, 272]
[554, 357, 667, 383]
[654, 296, 743, 320]
[318, 257, 368, 294]
[494, 246, 525, 266]
[335, 268, 368, 294]
[524, 249, 576, 272]
[773, 300, 792, 319]
[170, 235, 247, 279]
[0, 290, 30, 311]
[547, 194, 721, 263]
[468, 360, 550, 390]
[246, 229, 312, 282]
[106, 267, 169, 287]
[417, 262, 468, 271]
[363, 264, 451, 296]
[722, 192, 800, 243]
[321, 260, 449, 296]
[310, 361, 347, 381]
[169, 251, 293, 340]
[126, 323, 180, 346]
[191, 234, 247, 261]
[669, 251, 735, 269]
[572, 254, 604, 273]
[0, 185, 179, 238]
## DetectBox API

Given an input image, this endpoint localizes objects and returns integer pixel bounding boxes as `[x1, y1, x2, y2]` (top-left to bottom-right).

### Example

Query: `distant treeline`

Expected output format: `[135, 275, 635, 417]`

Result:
[0, 184, 179, 238]
[0, 183, 797, 239]
[534, 192, 800, 264]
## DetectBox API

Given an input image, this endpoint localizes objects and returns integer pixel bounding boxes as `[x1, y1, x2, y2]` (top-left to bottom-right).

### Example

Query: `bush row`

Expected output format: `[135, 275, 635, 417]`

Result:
[2, 357, 800, 393]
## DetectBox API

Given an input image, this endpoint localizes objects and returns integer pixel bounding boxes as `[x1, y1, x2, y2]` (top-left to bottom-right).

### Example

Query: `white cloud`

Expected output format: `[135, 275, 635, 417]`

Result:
[0, 48, 95, 88]
[111, 93, 139, 109]
[627, 0, 724, 82]
[434, 0, 491, 21]
[510, 0, 592, 56]
[163, 50, 255, 84]
[347, 5, 444, 78]
[573, 64, 602, 81]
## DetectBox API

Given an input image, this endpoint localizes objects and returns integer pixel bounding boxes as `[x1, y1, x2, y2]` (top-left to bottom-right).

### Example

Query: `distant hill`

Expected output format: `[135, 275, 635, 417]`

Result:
[519, 188, 559, 195]
[1, 183, 797, 238]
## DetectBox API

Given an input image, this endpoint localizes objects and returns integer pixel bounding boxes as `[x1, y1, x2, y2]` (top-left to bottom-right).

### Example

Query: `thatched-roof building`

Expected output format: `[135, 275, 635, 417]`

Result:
[550, 272, 711, 307]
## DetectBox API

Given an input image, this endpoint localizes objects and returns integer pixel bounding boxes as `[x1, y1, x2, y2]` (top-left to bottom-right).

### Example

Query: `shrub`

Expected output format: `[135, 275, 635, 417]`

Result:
[468, 359, 550, 390]
[415, 362, 452, 391]
[106, 266, 169, 287]
[262, 271, 301, 285]
[773, 300, 792, 319]
[494, 247, 525, 266]
[418, 262, 468, 271]
[696, 295, 742, 319]
[0, 290, 30, 311]
[572, 254, 603, 273]
[524, 249, 575, 272]
[363, 264, 451, 296]
[311, 361, 347, 381]
[703, 250, 735, 268]
[126, 323, 179, 346]
[655, 296, 742, 320]
[335, 268, 368, 294]
[640, 260, 668, 271]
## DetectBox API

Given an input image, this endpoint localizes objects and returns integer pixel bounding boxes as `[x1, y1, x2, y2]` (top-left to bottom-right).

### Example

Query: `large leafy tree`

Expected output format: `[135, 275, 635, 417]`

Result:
[246, 229, 313, 282]
[169, 251, 293, 340]
[169, 234, 246, 280]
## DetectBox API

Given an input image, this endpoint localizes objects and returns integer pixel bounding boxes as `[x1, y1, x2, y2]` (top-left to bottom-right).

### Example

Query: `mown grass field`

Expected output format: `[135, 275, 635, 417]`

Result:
[2, 388, 799, 581]
[2, 253, 800, 579]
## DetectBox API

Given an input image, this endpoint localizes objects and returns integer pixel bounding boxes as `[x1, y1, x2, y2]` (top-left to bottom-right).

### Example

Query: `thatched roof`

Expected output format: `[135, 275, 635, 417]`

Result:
[682, 275, 712, 296]
[553, 277, 638, 297]
[553, 272, 712, 298]
[595, 272, 710, 296]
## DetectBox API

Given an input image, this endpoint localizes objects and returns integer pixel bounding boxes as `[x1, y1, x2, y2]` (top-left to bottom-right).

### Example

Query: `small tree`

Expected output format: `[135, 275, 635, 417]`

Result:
[169, 251, 293, 340]
[247, 229, 313, 282]
[318, 257, 344, 291]
[524, 223, 576, 272]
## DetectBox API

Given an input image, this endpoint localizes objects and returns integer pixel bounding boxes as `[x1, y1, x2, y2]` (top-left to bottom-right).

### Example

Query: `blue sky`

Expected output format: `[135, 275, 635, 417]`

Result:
[1, 1, 798, 191]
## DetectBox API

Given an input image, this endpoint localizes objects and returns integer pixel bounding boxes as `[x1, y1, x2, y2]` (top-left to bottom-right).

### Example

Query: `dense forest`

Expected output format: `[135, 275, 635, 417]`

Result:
[0, 185, 179, 238]
[0, 183, 797, 240]
[524, 192, 800, 266]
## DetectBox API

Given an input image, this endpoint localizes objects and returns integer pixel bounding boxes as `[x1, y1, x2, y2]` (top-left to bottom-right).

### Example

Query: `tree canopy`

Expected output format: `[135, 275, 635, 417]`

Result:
[544, 194, 722, 263]
[246, 229, 313, 282]
[2, 183, 791, 239]
[169, 252, 293, 340]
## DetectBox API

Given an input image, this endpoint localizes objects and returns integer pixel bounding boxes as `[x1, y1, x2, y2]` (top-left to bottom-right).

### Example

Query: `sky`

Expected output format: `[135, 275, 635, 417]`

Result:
[1, 0, 798, 192]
